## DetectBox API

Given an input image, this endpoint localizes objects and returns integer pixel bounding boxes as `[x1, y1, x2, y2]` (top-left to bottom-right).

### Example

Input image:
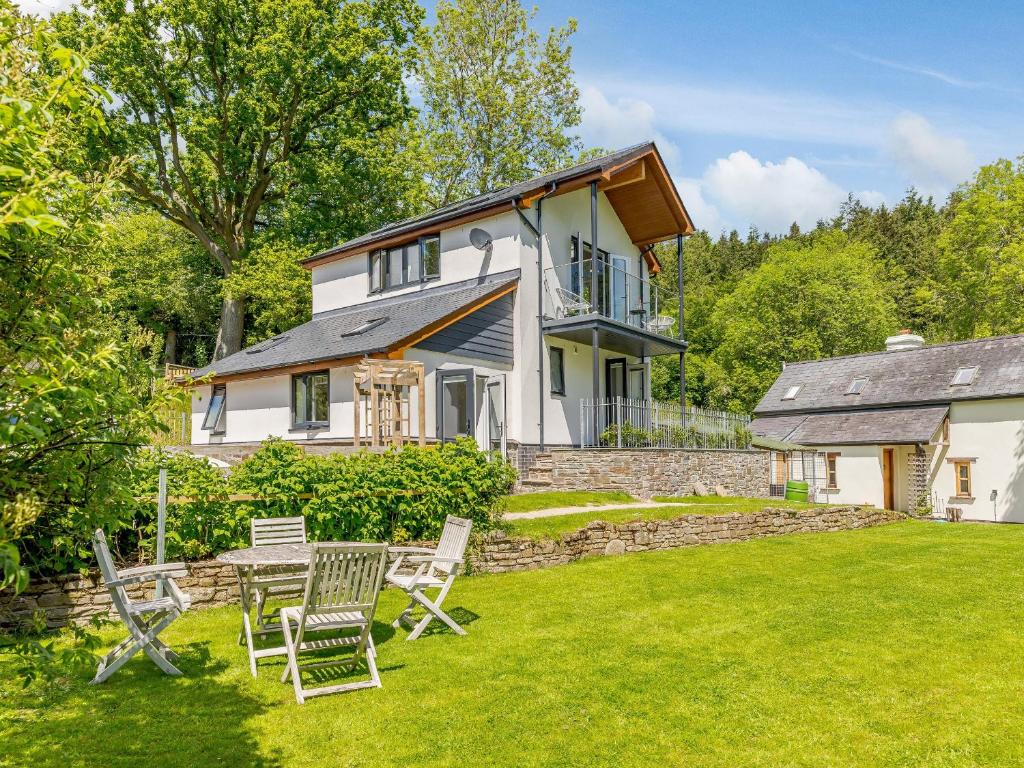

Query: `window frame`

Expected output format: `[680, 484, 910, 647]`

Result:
[953, 460, 972, 498]
[368, 234, 441, 295]
[846, 377, 868, 395]
[826, 452, 839, 490]
[782, 385, 802, 401]
[202, 384, 227, 433]
[951, 366, 978, 386]
[291, 370, 331, 429]
[549, 347, 566, 396]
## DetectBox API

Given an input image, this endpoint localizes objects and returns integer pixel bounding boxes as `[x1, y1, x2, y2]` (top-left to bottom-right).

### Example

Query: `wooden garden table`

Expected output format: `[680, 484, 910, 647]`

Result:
[218, 543, 314, 677]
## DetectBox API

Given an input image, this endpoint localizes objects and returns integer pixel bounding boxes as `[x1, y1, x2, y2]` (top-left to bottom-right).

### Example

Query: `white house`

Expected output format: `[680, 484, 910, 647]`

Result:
[749, 332, 1024, 521]
[188, 143, 696, 468]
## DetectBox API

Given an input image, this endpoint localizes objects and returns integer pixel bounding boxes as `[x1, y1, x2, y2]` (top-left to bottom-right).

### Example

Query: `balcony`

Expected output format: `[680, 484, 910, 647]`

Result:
[542, 257, 684, 357]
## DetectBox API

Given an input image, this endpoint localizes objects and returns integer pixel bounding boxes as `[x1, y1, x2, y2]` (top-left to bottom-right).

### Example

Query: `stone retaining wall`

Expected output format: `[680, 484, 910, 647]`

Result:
[543, 448, 771, 499]
[1, 506, 898, 630]
[470, 506, 899, 574]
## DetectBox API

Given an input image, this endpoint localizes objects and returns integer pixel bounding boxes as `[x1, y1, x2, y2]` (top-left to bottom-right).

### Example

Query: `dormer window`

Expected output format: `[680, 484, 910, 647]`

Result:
[369, 234, 440, 294]
[951, 366, 977, 386]
[846, 377, 868, 395]
[782, 385, 802, 401]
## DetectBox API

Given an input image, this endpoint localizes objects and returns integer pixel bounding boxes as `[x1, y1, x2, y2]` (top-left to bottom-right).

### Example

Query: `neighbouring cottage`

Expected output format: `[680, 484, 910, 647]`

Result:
[187, 142, 700, 470]
[749, 331, 1024, 521]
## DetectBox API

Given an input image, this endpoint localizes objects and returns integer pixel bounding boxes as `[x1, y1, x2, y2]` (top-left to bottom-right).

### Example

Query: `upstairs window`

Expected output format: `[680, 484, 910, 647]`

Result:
[782, 385, 802, 401]
[369, 234, 440, 294]
[846, 377, 868, 395]
[951, 366, 977, 386]
[202, 384, 227, 432]
[292, 371, 330, 429]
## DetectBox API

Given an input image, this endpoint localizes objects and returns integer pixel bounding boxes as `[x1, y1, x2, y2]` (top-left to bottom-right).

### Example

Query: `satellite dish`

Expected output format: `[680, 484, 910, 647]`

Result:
[469, 227, 493, 251]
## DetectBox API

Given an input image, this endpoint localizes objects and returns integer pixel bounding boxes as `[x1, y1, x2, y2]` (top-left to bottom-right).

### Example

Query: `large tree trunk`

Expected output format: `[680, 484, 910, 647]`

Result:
[163, 328, 177, 365]
[213, 294, 246, 360]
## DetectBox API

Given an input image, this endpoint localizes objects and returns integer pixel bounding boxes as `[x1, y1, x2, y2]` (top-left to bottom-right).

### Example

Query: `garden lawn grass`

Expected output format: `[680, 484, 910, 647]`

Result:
[502, 489, 635, 514]
[507, 497, 829, 539]
[5, 521, 1024, 767]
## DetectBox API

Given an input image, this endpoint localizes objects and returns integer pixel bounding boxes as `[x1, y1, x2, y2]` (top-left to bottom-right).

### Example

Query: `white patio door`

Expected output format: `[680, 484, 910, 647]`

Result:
[482, 375, 506, 456]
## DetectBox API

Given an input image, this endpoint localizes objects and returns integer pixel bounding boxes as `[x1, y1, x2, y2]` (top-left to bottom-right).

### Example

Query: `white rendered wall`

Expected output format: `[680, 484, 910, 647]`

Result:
[811, 445, 886, 509]
[310, 210, 522, 315]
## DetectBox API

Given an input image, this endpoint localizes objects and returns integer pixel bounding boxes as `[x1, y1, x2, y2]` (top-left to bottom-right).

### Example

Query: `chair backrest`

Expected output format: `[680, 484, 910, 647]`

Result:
[433, 515, 473, 575]
[93, 529, 133, 623]
[301, 543, 388, 619]
[251, 516, 307, 547]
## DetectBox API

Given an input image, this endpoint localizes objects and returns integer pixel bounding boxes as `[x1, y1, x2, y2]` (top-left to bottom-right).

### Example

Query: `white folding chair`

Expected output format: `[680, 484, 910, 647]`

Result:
[386, 515, 472, 641]
[280, 543, 388, 704]
[249, 516, 307, 628]
[91, 529, 192, 684]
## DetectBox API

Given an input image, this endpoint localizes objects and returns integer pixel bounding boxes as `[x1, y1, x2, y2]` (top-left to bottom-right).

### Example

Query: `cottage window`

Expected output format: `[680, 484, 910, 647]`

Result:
[293, 371, 330, 428]
[954, 461, 972, 498]
[826, 453, 839, 489]
[549, 347, 566, 396]
[369, 235, 440, 294]
[202, 384, 227, 432]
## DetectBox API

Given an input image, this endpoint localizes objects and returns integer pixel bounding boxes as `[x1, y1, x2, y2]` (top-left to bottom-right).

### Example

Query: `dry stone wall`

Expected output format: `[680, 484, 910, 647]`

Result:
[542, 448, 771, 499]
[2, 506, 898, 630]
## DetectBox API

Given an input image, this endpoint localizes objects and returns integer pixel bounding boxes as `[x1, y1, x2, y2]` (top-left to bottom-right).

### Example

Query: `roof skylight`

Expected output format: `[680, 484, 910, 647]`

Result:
[245, 335, 289, 354]
[951, 366, 978, 386]
[846, 377, 868, 395]
[782, 385, 802, 401]
[341, 317, 388, 337]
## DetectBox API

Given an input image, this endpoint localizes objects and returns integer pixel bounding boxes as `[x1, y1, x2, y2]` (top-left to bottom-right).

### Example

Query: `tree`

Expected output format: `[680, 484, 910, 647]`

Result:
[706, 231, 896, 412]
[1, 1, 181, 582]
[57, 0, 423, 358]
[418, 0, 581, 206]
[937, 157, 1024, 339]
[224, 238, 312, 347]
[99, 209, 222, 365]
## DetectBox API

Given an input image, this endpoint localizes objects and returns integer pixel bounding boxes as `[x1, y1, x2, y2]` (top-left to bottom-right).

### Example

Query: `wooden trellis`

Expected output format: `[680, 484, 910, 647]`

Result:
[353, 359, 426, 448]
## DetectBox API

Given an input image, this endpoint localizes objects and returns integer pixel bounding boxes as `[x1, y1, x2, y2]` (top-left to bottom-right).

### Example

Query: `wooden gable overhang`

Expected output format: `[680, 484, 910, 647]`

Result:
[302, 145, 694, 274]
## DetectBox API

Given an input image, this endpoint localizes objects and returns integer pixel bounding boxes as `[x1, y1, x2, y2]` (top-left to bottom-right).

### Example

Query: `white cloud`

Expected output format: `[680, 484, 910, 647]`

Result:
[887, 112, 975, 193]
[579, 85, 680, 167]
[675, 177, 723, 236]
[14, 0, 76, 16]
[700, 151, 877, 233]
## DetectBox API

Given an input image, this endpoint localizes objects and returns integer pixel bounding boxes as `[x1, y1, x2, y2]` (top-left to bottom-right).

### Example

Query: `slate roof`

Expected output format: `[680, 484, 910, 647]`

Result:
[754, 334, 1024, 417]
[303, 144, 656, 263]
[750, 406, 949, 446]
[192, 270, 519, 379]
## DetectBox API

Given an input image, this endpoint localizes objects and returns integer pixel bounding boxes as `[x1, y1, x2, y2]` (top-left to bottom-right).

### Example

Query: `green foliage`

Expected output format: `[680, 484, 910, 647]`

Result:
[223, 239, 312, 347]
[113, 438, 516, 564]
[2, 614, 110, 689]
[418, 0, 581, 206]
[598, 422, 751, 450]
[0, 1, 185, 583]
[937, 157, 1024, 339]
[56, 0, 425, 357]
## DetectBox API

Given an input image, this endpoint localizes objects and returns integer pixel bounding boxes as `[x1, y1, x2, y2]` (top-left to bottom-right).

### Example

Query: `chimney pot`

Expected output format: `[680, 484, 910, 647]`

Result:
[885, 330, 924, 352]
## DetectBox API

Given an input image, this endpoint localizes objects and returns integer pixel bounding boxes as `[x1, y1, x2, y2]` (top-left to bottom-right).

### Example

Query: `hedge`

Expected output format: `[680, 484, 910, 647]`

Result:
[110, 438, 516, 565]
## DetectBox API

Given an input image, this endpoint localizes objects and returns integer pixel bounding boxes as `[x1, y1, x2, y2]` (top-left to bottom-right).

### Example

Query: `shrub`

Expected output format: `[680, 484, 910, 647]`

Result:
[115, 438, 515, 564]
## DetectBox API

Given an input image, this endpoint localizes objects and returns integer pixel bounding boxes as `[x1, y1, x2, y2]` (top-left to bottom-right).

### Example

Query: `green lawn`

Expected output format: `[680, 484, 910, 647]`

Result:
[507, 497, 828, 539]
[503, 489, 635, 513]
[5, 521, 1024, 767]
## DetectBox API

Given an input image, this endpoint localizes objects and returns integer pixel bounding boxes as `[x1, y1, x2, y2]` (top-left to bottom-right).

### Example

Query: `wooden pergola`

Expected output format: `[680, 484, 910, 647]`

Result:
[352, 359, 426, 448]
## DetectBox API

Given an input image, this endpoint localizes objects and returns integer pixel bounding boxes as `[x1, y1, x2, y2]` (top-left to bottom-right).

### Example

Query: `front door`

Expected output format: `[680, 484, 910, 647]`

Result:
[437, 369, 475, 442]
[882, 448, 895, 510]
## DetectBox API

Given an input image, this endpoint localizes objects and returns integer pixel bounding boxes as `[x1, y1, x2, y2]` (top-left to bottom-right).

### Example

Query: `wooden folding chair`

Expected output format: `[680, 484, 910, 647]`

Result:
[386, 515, 472, 641]
[91, 529, 192, 684]
[279, 543, 388, 704]
[249, 516, 307, 628]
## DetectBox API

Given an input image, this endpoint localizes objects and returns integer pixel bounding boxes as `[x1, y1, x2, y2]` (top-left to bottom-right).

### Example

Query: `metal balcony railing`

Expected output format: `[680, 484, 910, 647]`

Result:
[579, 398, 752, 449]
[543, 257, 679, 338]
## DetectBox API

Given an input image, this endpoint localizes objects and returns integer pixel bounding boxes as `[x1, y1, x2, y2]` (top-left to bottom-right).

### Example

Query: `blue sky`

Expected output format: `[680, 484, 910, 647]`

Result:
[18, 0, 1024, 235]
[528, 0, 1024, 234]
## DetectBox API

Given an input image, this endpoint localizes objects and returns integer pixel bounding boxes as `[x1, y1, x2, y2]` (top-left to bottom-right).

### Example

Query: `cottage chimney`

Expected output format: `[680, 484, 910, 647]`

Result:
[885, 329, 924, 352]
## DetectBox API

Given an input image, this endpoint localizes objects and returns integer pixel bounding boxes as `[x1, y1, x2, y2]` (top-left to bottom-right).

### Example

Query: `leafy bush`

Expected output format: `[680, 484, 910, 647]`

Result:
[114, 438, 515, 565]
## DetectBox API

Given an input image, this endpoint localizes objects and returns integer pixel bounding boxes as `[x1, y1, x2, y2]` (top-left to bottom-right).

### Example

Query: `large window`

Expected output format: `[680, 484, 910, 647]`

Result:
[549, 347, 565, 396]
[292, 371, 330, 428]
[369, 234, 440, 294]
[202, 384, 226, 432]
